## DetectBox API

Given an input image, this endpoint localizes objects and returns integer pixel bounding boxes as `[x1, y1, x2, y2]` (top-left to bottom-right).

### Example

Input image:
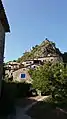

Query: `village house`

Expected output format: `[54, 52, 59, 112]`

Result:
[5, 61, 24, 80]
[6, 61, 24, 70]
[0, 0, 10, 95]
[22, 55, 63, 69]
[5, 54, 63, 82]
[13, 68, 31, 83]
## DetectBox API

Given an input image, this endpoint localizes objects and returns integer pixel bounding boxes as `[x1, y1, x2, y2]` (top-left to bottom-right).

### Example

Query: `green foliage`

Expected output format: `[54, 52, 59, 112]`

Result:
[29, 62, 67, 101]
[51, 63, 67, 101]
[29, 63, 53, 93]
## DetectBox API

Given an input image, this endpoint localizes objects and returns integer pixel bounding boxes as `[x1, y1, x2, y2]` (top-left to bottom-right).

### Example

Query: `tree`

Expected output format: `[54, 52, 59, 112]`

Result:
[29, 62, 67, 101]
[29, 63, 53, 94]
[51, 63, 67, 100]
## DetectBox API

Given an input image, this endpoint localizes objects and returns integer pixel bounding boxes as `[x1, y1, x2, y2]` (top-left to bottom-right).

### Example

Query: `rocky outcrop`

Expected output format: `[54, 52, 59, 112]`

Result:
[17, 39, 62, 63]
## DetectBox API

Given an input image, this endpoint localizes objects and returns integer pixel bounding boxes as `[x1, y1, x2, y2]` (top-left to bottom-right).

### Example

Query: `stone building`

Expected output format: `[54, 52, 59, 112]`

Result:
[0, 0, 10, 95]
[13, 68, 31, 83]
[22, 55, 63, 68]
[6, 62, 24, 70]
[5, 62, 24, 78]
[5, 55, 63, 82]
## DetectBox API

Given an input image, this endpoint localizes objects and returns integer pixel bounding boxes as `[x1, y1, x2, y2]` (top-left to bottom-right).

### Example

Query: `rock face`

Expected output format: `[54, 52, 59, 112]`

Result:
[17, 39, 62, 63]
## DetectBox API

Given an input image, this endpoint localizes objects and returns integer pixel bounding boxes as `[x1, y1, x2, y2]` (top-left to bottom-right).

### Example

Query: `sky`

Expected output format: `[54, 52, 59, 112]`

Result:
[3, 0, 67, 62]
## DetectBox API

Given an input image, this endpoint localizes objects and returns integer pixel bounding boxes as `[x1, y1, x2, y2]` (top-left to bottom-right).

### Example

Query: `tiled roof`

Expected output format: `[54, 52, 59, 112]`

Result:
[0, 0, 10, 32]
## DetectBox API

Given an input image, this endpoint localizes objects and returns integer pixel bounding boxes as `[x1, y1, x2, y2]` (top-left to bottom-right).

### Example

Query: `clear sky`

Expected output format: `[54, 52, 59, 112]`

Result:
[3, 0, 67, 62]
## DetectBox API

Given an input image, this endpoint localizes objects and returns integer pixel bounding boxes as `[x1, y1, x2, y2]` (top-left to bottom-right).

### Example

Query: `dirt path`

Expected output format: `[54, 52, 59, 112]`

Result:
[15, 96, 42, 108]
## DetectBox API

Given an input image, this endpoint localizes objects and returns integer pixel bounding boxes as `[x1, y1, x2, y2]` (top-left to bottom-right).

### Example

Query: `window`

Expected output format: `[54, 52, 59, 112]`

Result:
[21, 74, 26, 78]
[26, 62, 29, 64]
[34, 66, 35, 68]
[51, 59, 53, 61]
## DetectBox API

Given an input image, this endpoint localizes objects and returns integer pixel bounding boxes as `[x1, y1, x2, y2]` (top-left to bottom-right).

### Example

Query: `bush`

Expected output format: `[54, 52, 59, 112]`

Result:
[29, 62, 67, 102]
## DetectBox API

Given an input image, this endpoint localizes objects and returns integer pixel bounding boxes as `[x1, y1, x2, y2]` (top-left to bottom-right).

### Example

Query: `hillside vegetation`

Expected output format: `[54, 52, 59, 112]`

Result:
[17, 39, 62, 63]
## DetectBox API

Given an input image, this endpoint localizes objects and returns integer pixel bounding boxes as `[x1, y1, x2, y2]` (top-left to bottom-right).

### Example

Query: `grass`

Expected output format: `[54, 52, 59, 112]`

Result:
[26, 97, 67, 119]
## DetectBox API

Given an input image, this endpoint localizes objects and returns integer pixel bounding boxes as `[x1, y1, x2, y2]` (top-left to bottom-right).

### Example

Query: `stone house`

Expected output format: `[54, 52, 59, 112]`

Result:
[6, 62, 23, 70]
[13, 68, 31, 83]
[22, 55, 63, 68]
[9, 55, 63, 82]
[5, 54, 63, 82]
[5, 62, 24, 79]
[11, 55, 63, 82]
[22, 60, 34, 67]
[0, 0, 10, 95]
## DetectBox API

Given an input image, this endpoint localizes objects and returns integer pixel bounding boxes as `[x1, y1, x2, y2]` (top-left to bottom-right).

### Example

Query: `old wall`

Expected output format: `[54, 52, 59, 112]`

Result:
[0, 21, 5, 94]
[13, 68, 31, 83]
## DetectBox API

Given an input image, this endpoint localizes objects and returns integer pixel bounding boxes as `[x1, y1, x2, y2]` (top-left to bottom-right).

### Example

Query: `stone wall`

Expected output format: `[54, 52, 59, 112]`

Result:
[0, 21, 5, 94]
[13, 68, 31, 83]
